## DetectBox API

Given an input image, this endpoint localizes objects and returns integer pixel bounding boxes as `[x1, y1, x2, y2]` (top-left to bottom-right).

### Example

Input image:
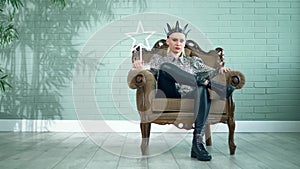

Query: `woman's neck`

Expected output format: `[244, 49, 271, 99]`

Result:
[169, 51, 182, 60]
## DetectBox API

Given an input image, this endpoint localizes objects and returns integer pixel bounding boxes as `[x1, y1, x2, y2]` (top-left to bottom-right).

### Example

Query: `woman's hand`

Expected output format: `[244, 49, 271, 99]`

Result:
[219, 67, 231, 74]
[203, 80, 209, 86]
[132, 60, 144, 69]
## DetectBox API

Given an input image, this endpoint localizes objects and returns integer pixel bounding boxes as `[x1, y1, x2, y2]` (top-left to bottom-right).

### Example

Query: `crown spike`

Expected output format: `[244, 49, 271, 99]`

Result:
[175, 21, 180, 31]
[164, 28, 167, 35]
[186, 29, 191, 36]
[182, 24, 188, 32]
[165, 21, 190, 38]
[166, 23, 172, 32]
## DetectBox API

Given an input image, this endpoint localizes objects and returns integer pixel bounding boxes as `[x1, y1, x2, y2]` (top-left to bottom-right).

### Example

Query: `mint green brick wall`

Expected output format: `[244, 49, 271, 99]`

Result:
[0, 0, 299, 121]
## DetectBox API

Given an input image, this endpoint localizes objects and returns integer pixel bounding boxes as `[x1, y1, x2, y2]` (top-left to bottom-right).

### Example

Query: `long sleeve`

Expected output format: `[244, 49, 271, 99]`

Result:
[191, 56, 220, 79]
[148, 54, 163, 80]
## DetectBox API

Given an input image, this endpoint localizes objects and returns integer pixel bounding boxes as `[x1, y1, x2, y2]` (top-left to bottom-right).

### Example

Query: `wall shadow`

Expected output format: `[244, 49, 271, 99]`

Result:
[0, 0, 146, 130]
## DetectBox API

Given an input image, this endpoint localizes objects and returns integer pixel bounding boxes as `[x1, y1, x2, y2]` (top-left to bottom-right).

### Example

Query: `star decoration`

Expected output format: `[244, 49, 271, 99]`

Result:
[126, 21, 155, 52]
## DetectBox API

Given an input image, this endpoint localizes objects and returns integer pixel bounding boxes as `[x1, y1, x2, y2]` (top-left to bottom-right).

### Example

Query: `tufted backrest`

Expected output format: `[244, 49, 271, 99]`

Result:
[131, 39, 224, 69]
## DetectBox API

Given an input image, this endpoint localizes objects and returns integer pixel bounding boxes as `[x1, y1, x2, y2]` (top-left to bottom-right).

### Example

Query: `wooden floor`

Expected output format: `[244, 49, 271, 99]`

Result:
[0, 132, 299, 169]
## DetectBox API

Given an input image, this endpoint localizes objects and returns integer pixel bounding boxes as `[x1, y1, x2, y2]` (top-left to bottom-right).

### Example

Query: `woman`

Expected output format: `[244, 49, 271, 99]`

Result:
[132, 21, 234, 161]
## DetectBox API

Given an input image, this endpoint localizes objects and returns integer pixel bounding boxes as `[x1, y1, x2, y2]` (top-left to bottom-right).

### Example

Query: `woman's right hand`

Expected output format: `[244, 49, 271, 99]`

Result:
[203, 80, 209, 86]
[132, 60, 144, 69]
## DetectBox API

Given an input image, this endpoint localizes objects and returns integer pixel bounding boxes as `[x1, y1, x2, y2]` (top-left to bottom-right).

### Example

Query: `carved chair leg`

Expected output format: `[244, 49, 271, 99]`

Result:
[140, 122, 151, 155]
[205, 124, 212, 146]
[227, 97, 237, 155]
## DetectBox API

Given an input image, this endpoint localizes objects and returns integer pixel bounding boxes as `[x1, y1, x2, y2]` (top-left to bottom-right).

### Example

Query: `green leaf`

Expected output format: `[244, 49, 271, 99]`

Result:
[0, 81, 5, 92]
[49, 0, 66, 8]
[8, 0, 23, 9]
[1, 74, 8, 79]
[2, 80, 12, 88]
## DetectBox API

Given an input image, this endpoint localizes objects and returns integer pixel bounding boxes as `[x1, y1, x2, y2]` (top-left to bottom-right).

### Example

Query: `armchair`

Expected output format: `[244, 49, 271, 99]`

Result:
[127, 39, 245, 155]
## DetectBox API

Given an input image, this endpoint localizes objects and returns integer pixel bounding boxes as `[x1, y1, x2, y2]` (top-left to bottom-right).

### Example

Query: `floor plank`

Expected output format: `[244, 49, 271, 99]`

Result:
[236, 133, 300, 169]
[212, 133, 271, 169]
[171, 138, 212, 169]
[0, 132, 299, 169]
[0, 132, 73, 169]
[84, 146, 119, 169]
[20, 133, 85, 169]
[52, 138, 99, 169]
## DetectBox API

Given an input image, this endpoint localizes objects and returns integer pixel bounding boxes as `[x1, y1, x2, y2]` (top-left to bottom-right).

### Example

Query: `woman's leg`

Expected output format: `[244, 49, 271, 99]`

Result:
[193, 86, 211, 134]
[191, 86, 212, 161]
[159, 63, 198, 86]
[156, 62, 198, 98]
[158, 62, 211, 131]
[156, 69, 181, 98]
[157, 63, 212, 161]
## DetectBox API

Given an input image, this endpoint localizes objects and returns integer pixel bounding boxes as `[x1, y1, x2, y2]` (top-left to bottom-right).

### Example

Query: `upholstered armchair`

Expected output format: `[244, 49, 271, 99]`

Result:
[127, 39, 245, 155]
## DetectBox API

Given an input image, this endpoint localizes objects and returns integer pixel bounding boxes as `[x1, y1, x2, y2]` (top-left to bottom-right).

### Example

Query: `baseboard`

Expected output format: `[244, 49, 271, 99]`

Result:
[0, 120, 299, 132]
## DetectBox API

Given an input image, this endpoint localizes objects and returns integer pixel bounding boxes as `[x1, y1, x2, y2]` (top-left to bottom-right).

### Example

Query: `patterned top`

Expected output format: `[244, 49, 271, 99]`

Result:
[148, 53, 219, 96]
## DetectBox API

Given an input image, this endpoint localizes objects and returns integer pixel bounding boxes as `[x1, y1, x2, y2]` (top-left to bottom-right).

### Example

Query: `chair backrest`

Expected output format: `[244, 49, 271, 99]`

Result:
[131, 39, 224, 69]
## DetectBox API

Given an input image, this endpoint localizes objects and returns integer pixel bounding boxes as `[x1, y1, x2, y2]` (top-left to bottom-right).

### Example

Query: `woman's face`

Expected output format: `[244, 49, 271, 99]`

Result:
[166, 32, 186, 55]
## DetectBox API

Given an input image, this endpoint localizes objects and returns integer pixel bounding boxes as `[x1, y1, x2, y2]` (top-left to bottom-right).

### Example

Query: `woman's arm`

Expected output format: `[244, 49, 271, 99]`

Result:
[192, 56, 230, 79]
[132, 54, 162, 80]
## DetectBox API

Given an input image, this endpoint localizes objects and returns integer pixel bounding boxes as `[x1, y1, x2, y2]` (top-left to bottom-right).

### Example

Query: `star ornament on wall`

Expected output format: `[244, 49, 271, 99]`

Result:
[126, 21, 155, 52]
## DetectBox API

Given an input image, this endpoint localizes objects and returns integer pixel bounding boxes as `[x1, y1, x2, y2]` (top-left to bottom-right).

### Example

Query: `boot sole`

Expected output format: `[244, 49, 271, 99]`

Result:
[191, 150, 212, 161]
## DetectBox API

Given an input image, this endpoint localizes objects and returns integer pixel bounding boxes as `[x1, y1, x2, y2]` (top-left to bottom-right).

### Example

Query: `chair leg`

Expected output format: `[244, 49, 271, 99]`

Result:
[205, 124, 212, 146]
[140, 122, 151, 155]
[227, 96, 237, 155]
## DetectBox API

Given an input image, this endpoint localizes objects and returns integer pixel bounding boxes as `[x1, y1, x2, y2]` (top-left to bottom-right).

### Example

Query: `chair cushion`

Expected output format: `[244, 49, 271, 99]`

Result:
[151, 98, 226, 124]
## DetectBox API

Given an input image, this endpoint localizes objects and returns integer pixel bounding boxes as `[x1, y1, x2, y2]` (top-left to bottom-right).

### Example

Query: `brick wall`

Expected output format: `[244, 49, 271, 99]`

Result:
[0, 0, 299, 121]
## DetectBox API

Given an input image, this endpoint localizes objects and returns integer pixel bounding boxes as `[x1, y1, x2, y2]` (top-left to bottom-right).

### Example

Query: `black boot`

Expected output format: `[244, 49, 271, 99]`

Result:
[208, 80, 235, 98]
[191, 133, 212, 161]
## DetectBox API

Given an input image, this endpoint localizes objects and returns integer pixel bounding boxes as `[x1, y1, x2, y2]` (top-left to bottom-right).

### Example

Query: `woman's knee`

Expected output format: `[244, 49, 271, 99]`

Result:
[160, 62, 174, 72]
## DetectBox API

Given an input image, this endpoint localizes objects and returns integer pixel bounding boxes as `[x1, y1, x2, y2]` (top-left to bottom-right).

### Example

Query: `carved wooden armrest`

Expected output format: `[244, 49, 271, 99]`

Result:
[127, 69, 154, 89]
[127, 69, 156, 112]
[214, 48, 246, 89]
[226, 70, 246, 89]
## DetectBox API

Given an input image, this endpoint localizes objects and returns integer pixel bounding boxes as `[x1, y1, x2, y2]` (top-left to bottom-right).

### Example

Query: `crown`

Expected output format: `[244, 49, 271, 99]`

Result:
[164, 21, 191, 38]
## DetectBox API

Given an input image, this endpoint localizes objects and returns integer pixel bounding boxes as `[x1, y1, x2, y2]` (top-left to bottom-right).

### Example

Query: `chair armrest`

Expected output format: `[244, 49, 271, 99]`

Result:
[225, 70, 246, 89]
[127, 69, 155, 88]
[127, 69, 156, 112]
